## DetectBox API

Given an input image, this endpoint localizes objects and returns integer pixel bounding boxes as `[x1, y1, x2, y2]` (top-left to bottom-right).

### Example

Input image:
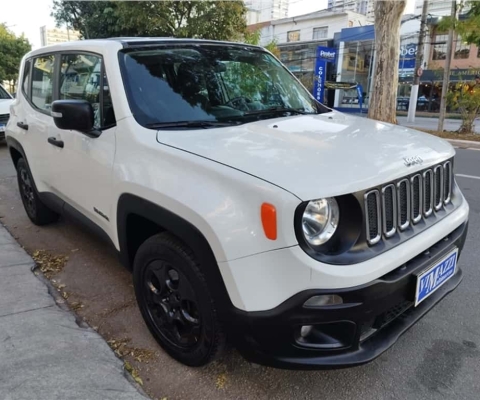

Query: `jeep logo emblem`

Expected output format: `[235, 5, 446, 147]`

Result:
[403, 156, 423, 167]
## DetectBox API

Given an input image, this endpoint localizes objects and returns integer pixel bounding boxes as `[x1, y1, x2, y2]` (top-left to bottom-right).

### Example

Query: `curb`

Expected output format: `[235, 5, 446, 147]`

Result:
[446, 139, 480, 150]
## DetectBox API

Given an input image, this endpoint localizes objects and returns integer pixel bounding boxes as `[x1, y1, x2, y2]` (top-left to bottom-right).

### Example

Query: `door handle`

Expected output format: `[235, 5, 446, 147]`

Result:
[17, 122, 29, 130]
[47, 137, 64, 148]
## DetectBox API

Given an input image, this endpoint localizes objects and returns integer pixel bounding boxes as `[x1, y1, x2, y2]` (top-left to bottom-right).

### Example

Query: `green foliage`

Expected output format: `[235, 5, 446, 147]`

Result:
[437, 1, 480, 46]
[0, 24, 31, 83]
[244, 30, 261, 45]
[52, 0, 247, 41]
[243, 29, 280, 57]
[447, 79, 480, 134]
[51, 1, 125, 39]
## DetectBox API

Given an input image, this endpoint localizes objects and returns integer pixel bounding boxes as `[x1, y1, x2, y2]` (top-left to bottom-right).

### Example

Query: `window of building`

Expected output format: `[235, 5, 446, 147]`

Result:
[287, 30, 300, 42]
[454, 38, 470, 59]
[432, 34, 448, 60]
[31, 55, 55, 112]
[313, 27, 328, 40]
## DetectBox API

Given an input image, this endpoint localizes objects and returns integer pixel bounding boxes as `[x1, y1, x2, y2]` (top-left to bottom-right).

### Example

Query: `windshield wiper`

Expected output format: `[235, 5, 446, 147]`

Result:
[244, 107, 310, 116]
[146, 120, 239, 129]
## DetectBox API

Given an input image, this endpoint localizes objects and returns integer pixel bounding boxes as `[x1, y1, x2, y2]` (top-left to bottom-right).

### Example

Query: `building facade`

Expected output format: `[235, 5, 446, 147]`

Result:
[244, 0, 289, 23]
[252, 9, 369, 101]
[328, 0, 374, 21]
[40, 26, 81, 47]
[414, 0, 462, 17]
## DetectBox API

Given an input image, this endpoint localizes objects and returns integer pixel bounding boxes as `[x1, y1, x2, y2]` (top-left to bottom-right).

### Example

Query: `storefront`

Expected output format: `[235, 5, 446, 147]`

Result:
[332, 23, 420, 112]
[398, 68, 480, 113]
[278, 40, 333, 94]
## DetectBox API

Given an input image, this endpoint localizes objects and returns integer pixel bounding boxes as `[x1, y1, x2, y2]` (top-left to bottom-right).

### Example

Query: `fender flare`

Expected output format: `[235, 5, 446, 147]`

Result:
[117, 193, 234, 317]
[6, 136, 27, 168]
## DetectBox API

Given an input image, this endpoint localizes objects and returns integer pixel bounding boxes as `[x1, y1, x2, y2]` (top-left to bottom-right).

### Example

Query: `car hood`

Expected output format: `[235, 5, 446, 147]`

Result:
[0, 99, 13, 115]
[156, 112, 455, 200]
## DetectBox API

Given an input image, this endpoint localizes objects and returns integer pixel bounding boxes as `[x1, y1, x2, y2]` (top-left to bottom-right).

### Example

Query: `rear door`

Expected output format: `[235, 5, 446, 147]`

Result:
[16, 54, 60, 192]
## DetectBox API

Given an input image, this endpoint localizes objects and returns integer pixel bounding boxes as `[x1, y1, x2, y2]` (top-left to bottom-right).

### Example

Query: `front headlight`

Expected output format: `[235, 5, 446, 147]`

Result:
[302, 198, 340, 246]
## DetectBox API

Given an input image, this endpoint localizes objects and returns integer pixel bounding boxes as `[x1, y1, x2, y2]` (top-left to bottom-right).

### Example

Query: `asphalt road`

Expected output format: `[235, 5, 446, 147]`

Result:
[0, 143, 479, 400]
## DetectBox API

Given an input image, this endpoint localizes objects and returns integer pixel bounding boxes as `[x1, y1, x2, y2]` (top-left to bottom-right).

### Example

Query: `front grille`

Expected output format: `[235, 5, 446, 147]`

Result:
[0, 114, 9, 124]
[365, 160, 453, 245]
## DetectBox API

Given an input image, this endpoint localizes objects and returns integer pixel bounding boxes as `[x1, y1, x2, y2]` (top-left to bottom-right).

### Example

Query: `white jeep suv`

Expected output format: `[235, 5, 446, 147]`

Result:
[6, 39, 469, 369]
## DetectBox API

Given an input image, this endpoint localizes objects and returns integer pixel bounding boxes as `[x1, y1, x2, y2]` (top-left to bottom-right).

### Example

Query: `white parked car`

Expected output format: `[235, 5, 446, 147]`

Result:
[0, 84, 14, 142]
[6, 39, 469, 369]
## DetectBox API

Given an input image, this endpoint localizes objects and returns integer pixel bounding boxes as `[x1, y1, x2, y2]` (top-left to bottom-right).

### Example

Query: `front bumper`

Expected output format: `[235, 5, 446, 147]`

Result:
[229, 220, 468, 370]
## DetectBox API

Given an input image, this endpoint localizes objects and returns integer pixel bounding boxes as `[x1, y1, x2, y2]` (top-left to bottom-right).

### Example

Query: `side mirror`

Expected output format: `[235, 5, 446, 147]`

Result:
[51, 100, 99, 136]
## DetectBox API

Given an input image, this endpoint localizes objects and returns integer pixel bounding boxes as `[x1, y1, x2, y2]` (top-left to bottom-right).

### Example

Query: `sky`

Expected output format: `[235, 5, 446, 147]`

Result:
[2, 0, 416, 50]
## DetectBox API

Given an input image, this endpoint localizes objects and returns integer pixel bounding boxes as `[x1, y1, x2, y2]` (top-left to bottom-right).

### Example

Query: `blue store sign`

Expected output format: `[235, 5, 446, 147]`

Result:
[313, 46, 337, 104]
[399, 43, 417, 76]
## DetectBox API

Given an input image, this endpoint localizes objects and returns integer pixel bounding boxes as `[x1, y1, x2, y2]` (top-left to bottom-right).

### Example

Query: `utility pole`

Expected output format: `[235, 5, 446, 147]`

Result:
[407, 0, 429, 123]
[438, 0, 457, 132]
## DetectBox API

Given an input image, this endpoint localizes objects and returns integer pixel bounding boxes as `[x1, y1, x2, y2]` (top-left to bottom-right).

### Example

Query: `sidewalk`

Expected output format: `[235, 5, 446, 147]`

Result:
[397, 116, 480, 134]
[0, 223, 148, 400]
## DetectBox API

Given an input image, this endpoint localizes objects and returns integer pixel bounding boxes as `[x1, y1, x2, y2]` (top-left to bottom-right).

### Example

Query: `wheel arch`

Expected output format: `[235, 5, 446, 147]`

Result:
[6, 136, 26, 169]
[117, 193, 234, 316]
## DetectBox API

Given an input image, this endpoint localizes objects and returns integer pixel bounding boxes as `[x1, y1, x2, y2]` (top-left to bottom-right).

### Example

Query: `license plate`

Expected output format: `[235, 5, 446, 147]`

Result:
[0, 124, 5, 132]
[415, 248, 458, 307]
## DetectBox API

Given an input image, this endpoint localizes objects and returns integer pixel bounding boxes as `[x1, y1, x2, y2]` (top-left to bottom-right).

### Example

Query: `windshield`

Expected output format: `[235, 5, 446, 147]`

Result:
[119, 44, 329, 128]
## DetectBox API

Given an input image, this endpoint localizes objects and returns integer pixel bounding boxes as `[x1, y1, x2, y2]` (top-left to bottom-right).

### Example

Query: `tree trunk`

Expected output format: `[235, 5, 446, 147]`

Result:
[368, 0, 406, 123]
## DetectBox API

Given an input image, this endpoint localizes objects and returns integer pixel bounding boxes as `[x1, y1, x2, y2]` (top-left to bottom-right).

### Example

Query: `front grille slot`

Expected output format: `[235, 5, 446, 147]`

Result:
[382, 185, 396, 237]
[411, 174, 422, 224]
[423, 169, 433, 217]
[0, 114, 9, 124]
[434, 165, 443, 211]
[397, 179, 410, 231]
[444, 161, 452, 204]
[364, 159, 453, 246]
[365, 190, 381, 245]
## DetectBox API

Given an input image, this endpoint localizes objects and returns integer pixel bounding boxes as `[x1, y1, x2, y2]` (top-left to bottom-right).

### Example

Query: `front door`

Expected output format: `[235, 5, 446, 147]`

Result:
[47, 52, 117, 235]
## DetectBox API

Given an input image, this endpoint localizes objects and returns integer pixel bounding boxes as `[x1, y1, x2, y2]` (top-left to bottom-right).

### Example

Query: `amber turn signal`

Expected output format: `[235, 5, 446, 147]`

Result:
[261, 203, 277, 240]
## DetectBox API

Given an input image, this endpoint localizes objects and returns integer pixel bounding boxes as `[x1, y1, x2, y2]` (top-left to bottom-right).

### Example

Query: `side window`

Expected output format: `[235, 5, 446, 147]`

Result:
[22, 59, 32, 97]
[32, 55, 55, 112]
[60, 53, 116, 128]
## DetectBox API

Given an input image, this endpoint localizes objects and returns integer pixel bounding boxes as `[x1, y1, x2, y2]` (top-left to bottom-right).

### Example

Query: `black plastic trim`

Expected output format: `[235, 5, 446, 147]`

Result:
[229, 220, 468, 370]
[116, 193, 234, 318]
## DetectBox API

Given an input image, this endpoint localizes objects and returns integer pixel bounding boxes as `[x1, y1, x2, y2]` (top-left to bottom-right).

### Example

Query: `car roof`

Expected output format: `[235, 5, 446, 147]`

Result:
[26, 37, 264, 58]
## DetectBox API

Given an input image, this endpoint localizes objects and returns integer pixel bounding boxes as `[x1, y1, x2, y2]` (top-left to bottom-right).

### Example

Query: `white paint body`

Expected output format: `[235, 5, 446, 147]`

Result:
[6, 40, 469, 312]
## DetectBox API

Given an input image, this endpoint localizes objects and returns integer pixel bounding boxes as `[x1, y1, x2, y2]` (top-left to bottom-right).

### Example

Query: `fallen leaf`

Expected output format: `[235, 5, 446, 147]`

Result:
[216, 373, 227, 390]
[31, 250, 68, 278]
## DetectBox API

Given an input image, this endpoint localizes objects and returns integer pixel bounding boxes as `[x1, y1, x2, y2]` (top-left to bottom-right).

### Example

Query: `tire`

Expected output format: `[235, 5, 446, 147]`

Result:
[133, 232, 225, 367]
[16, 158, 59, 226]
